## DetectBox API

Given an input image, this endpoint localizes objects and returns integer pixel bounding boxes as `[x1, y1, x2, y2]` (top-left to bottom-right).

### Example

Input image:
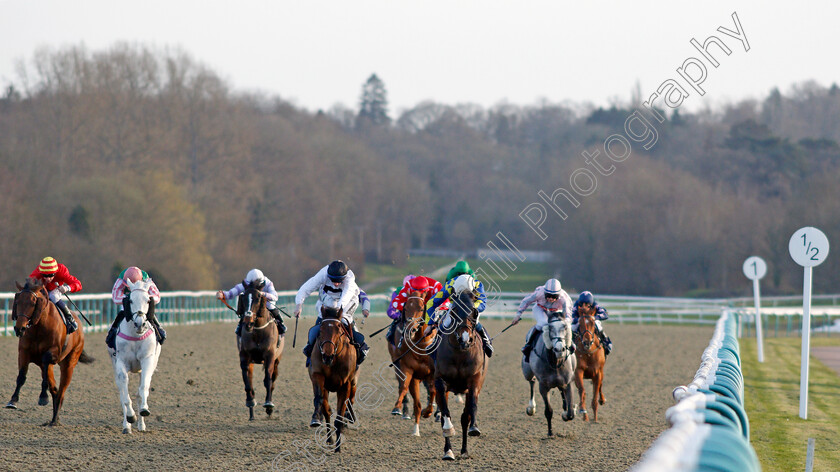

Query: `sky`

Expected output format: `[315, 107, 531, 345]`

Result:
[1, 1, 838, 115]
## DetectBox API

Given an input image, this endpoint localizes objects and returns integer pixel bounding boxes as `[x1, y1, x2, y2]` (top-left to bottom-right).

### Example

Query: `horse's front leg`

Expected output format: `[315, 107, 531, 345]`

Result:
[137, 347, 160, 430]
[575, 366, 588, 421]
[240, 355, 255, 421]
[263, 353, 277, 417]
[113, 359, 134, 433]
[334, 384, 353, 453]
[592, 370, 604, 422]
[6, 356, 30, 409]
[39, 352, 61, 426]
[409, 378, 422, 436]
[392, 368, 412, 419]
[561, 380, 576, 422]
[526, 378, 537, 416]
[539, 383, 553, 437]
[310, 373, 326, 428]
[434, 378, 455, 460]
[460, 389, 479, 458]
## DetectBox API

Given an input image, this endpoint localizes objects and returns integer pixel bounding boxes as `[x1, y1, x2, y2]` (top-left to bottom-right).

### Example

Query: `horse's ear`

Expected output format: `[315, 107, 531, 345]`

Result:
[15, 281, 23, 291]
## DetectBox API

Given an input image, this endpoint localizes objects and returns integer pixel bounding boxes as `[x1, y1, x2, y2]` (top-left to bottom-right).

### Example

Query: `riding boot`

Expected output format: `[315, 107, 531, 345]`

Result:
[303, 321, 322, 366]
[386, 322, 396, 346]
[148, 313, 166, 345]
[106, 310, 125, 349]
[600, 331, 613, 355]
[235, 320, 242, 338]
[521, 327, 541, 360]
[352, 329, 369, 365]
[269, 307, 287, 335]
[56, 300, 77, 334]
[476, 322, 494, 358]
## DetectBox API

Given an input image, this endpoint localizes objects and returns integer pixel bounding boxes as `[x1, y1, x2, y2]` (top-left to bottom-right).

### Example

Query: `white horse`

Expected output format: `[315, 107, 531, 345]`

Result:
[108, 279, 162, 434]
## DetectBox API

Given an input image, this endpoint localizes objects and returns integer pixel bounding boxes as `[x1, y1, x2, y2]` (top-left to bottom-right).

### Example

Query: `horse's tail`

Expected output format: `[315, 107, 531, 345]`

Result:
[78, 350, 95, 364]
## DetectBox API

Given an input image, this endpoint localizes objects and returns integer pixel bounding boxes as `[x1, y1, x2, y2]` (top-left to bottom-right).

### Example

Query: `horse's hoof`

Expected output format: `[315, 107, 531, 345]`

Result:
[245, 399, 255, 408]
[310, 419, 322, 428]
[460, 452, 470, 459]
[526, 406, 535, 416]
[468, 426, 481, 437]
[5, 402, 17, 409]
[38, 396, 49, 406]
[421, 408, 432, 419]
[456, 394, 465, 403]
[122, 428, 131, 434]
[562, 413, 574, 422]
[391, 408, 401, 416]
[442, 427, 454, 438]
[126, 415, 136, 424]
[48, 420, 60, 427]
[402, 413, 412, 420]
[443, 450, 455, 461]
[434, 410, 441, 421]
[140, 409, 150, 417]
[412, 424, 420, 436]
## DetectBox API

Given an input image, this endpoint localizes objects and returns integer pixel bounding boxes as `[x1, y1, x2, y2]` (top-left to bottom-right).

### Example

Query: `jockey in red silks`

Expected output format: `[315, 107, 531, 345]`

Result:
[29, 256, 82, 334]
[386, 275, 443, 346]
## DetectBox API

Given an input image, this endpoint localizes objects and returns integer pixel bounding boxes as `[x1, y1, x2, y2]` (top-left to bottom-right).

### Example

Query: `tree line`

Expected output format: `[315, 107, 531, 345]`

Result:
[1, 44, 838, 297]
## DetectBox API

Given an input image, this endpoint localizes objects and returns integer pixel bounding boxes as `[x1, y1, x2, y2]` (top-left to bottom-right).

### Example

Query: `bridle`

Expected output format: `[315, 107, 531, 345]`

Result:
[318, 318, 350, 363]
[579, 313, 600, 353]
[12, 288, 45, 332]
[240, 288, 271, 331]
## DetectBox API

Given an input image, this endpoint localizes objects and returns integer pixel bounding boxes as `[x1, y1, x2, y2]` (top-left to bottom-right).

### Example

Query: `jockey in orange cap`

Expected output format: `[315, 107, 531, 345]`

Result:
[28, 257, 82, 333]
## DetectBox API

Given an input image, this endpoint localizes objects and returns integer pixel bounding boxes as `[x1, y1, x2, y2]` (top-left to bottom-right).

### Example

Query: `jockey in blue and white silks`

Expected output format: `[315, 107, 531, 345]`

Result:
[294, 260, 369, 366]
[216, 269, 287, 340]
[425, 270, 494, 358]
[512, 278, 573, 360]
[570, 291, 613, 355]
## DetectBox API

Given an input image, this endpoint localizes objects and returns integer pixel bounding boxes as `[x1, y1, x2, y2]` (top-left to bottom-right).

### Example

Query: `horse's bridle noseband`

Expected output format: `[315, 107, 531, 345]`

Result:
[318, 318, 349, 360]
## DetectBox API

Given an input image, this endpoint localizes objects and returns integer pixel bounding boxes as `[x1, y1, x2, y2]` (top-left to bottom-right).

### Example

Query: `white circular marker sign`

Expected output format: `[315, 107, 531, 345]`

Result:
[789, 227, 830, 267]
[742, 256, 767, 280]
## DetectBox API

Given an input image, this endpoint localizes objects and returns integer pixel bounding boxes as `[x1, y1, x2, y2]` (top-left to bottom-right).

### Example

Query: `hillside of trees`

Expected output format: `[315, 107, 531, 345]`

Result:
[1, 44, 838, 296]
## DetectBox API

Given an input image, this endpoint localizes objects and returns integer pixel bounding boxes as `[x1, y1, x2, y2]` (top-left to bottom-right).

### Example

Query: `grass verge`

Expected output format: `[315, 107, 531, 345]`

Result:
[740, 335, 840, 471]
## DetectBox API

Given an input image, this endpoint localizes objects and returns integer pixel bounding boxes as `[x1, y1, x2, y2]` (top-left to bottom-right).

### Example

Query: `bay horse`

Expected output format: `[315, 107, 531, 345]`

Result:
[387, 290, 438, 436]
[5, 279, 94, 425]
[433, 290, 488, 461]
[109, 279, 162, 434]
[237, 283, 283, 421]
[574, 313, 606, 422]
[308, 303, 358, 452]
[522, 312, 576, 436]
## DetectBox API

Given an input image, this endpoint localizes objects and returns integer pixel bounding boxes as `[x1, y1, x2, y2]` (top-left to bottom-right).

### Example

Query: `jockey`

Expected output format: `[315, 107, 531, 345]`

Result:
[294, 260, 370, 366]
[425, 267, 494, 358]
[29, 257, 82, 334]
[570, 291, 613, 355]
[511, 278, 574, 360]
[107, 266, 166, 348]
[216, 269, 287, 340]
[386, 275, 442, 346]
[386, 275, 415, 321]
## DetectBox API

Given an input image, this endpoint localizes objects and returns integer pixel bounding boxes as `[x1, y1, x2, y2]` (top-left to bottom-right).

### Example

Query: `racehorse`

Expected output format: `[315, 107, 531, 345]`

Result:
[574, 313, 606, 422]
[108, 279, 162, 434]
[433, 290, 488, 461]
[6, 279, 94, 425]
[387, 290, 437, 436]
[237, 283, 283, 421]
[308, 303, 358, 452]
[522, 312, 576, 436]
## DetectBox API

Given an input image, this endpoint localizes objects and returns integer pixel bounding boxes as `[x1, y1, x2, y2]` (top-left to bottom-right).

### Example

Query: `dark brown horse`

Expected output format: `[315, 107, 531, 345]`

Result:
[387, 290, 438, 436]
[433, 290, 488, 461]
[236, 283, 283, 421]
[308, 305, 358, 452]
[6, 279, 94, 425]
[574, 312, 606, 422]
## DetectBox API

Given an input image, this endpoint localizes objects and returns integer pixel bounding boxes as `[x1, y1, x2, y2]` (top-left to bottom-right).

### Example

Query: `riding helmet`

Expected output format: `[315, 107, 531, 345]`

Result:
[327, 260, 348, 282]
[124, 266, 144, 283]
[452, 274, 475, 295]
[576, 291, 595, 306]
[245, 268, 266, 287]
[409, 276, 430, 291]
[544, 278, 562, 296]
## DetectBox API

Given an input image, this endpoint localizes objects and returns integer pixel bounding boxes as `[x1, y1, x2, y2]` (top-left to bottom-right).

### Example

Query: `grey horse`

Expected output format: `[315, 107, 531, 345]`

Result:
[521, 317, 576, 436]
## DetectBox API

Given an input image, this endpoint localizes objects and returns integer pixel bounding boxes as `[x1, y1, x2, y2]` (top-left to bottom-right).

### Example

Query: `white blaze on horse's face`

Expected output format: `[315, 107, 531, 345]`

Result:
[127, 279, 151, 332]
[460, 331, 470, 345]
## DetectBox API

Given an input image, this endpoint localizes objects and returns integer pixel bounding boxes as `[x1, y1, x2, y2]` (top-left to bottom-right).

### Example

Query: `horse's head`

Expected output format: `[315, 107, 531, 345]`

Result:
[402, 290, 429, 343]
[239, 283, 267, 333]
[320, 298, 344, 321]
[545, 315, 568, 359]
[317, 319, 348, 367]
[126, 279, 153, 334]
[12, 279, 48, 337]
[578, 314, 599, 353]
[446, 290, 478, 351]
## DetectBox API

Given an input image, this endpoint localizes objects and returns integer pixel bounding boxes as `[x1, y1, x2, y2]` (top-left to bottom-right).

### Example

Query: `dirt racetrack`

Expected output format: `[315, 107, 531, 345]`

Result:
[0, 320, 713, 471]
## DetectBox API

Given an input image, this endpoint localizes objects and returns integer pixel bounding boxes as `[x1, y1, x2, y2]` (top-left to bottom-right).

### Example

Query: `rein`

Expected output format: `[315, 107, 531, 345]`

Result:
[319, 318, 350, 358]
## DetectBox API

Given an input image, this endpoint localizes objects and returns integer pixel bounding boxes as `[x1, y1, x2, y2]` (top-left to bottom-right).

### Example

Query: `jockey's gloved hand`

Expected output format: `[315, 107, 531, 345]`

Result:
[215, 290, 225, 300]
[59, 284, 71, 294]
[512, 312, 522, 325]
[363, 309, 370, 318]
[294, 304, 302, 318]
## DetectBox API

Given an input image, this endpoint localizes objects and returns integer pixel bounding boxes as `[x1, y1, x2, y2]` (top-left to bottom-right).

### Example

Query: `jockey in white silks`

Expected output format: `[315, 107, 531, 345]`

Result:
[294, 260, 370, 366]
[511, 278, 574, 360]
[216, 268, 287, 341]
